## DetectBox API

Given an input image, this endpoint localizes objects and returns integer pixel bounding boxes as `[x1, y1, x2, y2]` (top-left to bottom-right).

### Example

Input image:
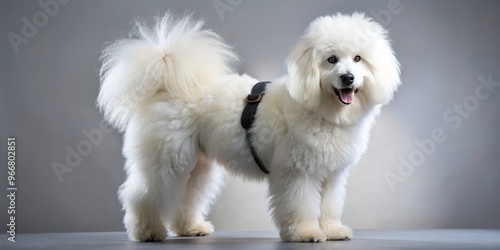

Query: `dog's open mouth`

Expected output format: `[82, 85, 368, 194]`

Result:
[333, 88, 359, 105]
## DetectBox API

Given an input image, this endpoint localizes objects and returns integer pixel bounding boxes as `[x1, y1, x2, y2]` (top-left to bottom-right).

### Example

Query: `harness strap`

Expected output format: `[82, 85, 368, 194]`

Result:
[241, 81, 270, 174]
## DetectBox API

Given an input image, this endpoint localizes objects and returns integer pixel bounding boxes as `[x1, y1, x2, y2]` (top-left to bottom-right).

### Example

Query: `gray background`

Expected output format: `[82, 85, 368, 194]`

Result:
[1, 0, 500, 234]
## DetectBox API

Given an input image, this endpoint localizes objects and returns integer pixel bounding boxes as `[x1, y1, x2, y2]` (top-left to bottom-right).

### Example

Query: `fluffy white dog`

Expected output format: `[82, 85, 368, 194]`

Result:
[98, 12, 400, 242]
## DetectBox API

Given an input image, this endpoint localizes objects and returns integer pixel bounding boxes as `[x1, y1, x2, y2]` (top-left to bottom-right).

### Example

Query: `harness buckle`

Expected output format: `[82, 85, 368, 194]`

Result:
[246, 94, 262, 103]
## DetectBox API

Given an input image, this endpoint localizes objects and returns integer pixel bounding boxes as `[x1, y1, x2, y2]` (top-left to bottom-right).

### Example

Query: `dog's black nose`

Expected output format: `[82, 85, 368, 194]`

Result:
[340, 73, 355, 86]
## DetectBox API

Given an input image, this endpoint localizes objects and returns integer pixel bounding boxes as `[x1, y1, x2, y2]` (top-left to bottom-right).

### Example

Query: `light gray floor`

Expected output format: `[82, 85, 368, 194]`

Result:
[2, 230, 500, 250]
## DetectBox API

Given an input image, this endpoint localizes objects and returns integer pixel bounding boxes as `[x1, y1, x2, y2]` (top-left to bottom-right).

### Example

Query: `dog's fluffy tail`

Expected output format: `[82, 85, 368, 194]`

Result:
[98, 14, 238, 131]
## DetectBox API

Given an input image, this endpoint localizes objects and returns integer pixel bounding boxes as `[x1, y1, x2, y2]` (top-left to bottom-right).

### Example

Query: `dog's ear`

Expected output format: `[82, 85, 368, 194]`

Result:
[286, 40, 321, 109]
[362, 21, 401, 105]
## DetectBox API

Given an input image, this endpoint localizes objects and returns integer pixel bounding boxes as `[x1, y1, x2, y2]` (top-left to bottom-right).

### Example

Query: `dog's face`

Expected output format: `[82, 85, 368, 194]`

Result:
[319, 52, 371, 105]
[286, 13, 401, 124]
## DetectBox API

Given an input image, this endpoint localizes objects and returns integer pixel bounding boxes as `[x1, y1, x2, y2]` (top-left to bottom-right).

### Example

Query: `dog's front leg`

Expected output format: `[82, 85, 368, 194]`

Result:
[268, 172, 326, 242]
[319, 167, 353, 240]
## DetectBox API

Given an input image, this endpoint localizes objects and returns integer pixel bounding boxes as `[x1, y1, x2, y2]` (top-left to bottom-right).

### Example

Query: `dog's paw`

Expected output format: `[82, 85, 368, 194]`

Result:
[324, 225, 353, 241]
[173, 220, 214, 237]
[124, 214, 168, 242]
[280, 227, 326, 243]
[129, 226, 168, 242]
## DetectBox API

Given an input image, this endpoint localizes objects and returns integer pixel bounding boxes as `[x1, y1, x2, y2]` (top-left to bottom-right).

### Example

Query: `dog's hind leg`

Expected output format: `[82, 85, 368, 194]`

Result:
[119, 164, 169, 242]
[119, 126, 198, 242]
[171, 155, 226, 236]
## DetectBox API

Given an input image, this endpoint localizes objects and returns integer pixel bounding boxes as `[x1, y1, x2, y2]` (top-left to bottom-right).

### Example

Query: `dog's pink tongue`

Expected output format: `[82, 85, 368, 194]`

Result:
[340, 89, 355, 104]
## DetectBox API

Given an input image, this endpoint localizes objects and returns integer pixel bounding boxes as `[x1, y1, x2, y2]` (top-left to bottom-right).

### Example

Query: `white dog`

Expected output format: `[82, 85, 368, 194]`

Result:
[98, 12, 400, 242]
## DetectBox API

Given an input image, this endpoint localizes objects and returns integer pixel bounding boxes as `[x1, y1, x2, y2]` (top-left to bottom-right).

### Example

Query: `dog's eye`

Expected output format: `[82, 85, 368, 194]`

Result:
[327, 56, 338, 64]
[354, 55, 361, 62]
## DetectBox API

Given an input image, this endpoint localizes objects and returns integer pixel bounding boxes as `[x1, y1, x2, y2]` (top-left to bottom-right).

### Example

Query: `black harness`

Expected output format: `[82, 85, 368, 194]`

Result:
[241, 81, 270, 174]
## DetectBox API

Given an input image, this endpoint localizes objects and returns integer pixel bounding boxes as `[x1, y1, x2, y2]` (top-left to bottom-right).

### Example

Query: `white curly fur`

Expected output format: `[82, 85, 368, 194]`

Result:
[98, 12, 400, 242]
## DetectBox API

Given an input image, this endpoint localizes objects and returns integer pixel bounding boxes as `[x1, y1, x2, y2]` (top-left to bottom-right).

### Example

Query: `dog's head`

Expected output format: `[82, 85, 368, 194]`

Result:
[286, 13, 400, 124]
